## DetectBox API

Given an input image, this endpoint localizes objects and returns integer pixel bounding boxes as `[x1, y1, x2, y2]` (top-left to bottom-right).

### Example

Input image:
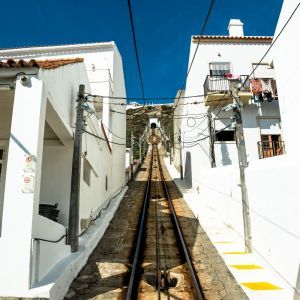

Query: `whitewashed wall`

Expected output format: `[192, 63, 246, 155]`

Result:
[180, 38, 278, 184]
[272, 0, 300, 157]
[178, 12, 300, 296]
[0, 43, 127, 297]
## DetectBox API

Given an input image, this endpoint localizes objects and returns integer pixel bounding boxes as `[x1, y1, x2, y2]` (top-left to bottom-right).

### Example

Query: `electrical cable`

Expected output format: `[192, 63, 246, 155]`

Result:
[240, 1, 300, 90]
[127, 0, 145, 104]
[33, 228, 68, 244]
[84, 130, 126, 146]
[79, 185, 127, 236]
[167, 0, 216, 130]
[169, 0, 299, 137]
[85, 92, 224, 102]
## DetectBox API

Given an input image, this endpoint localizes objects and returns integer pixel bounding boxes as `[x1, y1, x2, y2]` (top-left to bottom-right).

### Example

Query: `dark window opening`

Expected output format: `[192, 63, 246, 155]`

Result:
[150, 122, 157, 129]
[215, 130, 235, 142]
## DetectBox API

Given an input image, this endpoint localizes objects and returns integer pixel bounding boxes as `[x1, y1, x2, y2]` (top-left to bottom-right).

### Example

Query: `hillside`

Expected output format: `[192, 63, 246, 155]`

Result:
[126, 104, 174, 156]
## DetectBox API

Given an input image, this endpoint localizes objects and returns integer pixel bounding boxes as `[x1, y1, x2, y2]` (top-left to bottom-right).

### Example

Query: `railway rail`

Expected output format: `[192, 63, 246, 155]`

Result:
[66, 127, 247, 300]
[126, 129, 204, 299]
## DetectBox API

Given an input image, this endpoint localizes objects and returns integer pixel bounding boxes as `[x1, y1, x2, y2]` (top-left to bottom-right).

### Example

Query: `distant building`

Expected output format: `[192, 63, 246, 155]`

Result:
[0, 42, 127, 299]
[149, 117, 160, 128]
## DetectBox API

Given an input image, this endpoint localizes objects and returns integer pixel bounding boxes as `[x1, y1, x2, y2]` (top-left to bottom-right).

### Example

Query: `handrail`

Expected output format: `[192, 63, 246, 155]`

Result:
[204, 74, 251, 95]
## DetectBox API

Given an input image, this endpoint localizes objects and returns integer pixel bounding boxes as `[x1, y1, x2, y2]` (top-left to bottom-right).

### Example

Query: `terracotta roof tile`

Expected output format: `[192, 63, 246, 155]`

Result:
[0, 58, 84, 69]
[193, 35, 273, 43]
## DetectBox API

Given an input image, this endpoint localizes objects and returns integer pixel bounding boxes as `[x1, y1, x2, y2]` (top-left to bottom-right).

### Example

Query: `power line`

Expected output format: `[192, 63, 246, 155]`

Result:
[85, 91, 222, 101]
[240, 1, 300, 90]
[127, 0, 145, 104]
[181, 1, 300, 138]
[169, 0, 299, 137]
[84, 130, 126, 146]
[164, 0, 217, 132]
[88, 108, 127, 140]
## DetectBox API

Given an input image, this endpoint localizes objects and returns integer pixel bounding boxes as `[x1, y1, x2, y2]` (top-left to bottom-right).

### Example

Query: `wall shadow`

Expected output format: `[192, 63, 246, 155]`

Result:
[184, 151, 192, 187]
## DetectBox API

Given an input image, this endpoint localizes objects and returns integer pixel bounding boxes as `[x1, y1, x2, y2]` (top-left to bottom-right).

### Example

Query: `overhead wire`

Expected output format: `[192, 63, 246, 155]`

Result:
[166, 0, 216, 131]
[84, 130, 126, 146]
[127, 0, 145, 104]
[171, 1, 300, 147]
[240, 1, 300, 90]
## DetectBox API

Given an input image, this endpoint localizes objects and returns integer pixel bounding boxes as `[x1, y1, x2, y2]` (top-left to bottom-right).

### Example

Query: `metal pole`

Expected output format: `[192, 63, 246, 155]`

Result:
[68, 84, 85, 252]
[231, 82, 252, 252]
[207, 112, 216, 168]
[178, 129, 183, 180]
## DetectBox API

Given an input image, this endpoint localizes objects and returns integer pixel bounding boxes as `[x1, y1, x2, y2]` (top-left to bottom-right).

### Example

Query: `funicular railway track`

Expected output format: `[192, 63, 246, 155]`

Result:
[126, 129, 204, 300]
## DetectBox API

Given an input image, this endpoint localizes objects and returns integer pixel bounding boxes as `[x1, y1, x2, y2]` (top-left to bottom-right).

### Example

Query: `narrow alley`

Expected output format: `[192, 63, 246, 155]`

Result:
[66, 130, 246, 299]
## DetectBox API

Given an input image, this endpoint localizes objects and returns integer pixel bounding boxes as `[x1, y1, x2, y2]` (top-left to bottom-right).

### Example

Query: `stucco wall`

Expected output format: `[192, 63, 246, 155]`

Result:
[272, 0, 300, 157]
[175, 36, 282, 187]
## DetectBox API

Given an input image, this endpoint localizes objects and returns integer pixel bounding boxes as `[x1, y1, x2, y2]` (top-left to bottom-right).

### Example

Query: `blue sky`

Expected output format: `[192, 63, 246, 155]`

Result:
[0, 0, 283, 103]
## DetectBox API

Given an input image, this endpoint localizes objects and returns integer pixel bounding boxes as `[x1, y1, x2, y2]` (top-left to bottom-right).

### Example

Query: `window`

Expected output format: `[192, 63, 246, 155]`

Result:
[83, 159, 92, 186]
[214, 118, 235, 142]
[215, 130, 235, 141]
[259, 134, 285, 158]
[209, 62, 231, 76]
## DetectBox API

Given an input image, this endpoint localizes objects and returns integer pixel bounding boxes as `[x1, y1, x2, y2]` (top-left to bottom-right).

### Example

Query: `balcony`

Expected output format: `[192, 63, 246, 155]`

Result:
[258, 140, 285, 159]
[203, 75, 251, 106]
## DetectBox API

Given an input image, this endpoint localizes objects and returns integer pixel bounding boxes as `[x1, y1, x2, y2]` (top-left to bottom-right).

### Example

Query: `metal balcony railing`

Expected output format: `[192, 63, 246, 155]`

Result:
[257, 140, 285, 159]
[204, 75, 251, 96]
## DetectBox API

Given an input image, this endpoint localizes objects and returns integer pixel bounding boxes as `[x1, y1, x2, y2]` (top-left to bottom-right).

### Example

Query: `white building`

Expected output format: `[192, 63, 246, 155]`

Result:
[0, 42, 127, 299]
[175, 19, 282, 187]
[174, 16, 300, 297]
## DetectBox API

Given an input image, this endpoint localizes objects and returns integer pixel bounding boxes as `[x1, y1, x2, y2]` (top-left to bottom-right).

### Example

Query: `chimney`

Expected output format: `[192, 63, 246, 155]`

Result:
[228, 19, 244, 37]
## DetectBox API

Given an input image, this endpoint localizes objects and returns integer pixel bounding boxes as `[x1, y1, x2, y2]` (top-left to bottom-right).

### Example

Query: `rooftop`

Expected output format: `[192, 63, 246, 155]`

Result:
[0, 58, 84, 70]
[192, 35, 273, 43]
[0, 41, 115, 57]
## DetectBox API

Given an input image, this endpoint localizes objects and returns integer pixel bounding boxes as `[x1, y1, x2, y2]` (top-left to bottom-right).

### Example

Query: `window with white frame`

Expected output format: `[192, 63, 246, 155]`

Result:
[209, 62, 231, 76]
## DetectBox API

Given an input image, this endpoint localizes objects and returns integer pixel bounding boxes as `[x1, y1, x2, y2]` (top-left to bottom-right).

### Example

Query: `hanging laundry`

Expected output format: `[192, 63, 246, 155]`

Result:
[252, 93, 263, 102]
[261, 78, 275, 97]
[225, 73, 241, 80]
[250, 79, 262, 94]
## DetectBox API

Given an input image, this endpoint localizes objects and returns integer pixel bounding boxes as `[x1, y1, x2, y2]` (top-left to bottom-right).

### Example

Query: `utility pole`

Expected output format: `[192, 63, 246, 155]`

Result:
[68, 84, 85, 252]
[207, 112, 216, 168]
[230, 81, 252, 253]
[178, 129, 184, 180]
[130, 131, 134, 179]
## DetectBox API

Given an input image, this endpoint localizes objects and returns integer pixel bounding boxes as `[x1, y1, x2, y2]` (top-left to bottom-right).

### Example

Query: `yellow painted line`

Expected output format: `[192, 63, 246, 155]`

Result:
[222, 251, 249, 254]
[241, 282, 282, 290]
[230, 264, 263, 270]
[214, 241, 233, 244]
